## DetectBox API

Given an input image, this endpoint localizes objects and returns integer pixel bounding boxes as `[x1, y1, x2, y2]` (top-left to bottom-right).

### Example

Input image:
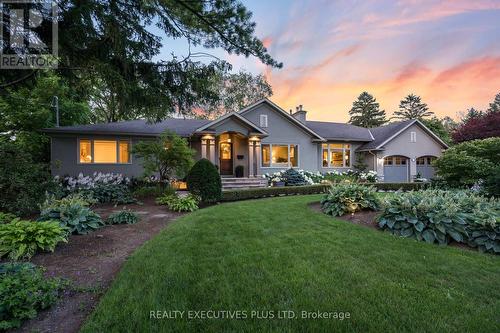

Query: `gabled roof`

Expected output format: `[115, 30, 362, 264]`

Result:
[194, 111, 267, 135]
[42, 118, 210, 137]
[306, 121, 373, 141]
[358, 119, 448, 151]
[238, 98, 326, 141]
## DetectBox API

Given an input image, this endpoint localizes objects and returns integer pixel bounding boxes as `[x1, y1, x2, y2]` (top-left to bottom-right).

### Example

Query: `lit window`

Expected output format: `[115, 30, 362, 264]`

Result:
[79, 139, 131, 164]
[322, 143, 351, 168]
[94, 140, 117, 163]
[79, 140, 92, 163]
[261, 144, 299, 167]
[384, 157, 393, 165]
[272, 145, 289, 165]
[119, 141, 130, 163]
[259, 114, 268, 128]
[261, 144, 270, 167]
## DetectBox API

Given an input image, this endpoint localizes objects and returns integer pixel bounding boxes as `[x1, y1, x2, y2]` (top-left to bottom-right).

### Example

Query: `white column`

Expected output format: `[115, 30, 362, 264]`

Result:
[255, 142, 261, 176]
[201, 139, 207, 159]
[248, 141, 254, 177]
[209, 139, 216, 164]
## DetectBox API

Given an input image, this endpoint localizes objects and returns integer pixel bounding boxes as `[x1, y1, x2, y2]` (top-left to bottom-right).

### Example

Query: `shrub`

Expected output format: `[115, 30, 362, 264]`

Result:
[106, 210, 139, 224]
[156, 193, 199, 212]
[186, 159, 222, 203]
[222, 184, 330, 201]
[132, 184, 175, 199]
[321, 184, 380, 217]
[378, 190, 500, 253]
[0, 140, 56, 216]
[433, 138, 500, 190]
[0, 212, 17, 224]
[0, 220, 68, 260]
[56, 172, 136, 204]
[0, 262, 66, 330]
[39, 194, 104, 235]
[283, 168, 307, 186]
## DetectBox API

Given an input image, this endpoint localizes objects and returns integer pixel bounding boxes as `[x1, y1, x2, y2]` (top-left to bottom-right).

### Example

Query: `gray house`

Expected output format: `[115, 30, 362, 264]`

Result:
[43, 98, 448, 183]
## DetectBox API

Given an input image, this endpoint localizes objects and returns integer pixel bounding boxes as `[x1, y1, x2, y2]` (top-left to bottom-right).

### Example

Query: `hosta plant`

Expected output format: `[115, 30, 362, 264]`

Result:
[321, 183, 380, 216]
[39, 194, 104, 235]
[156, 193, 199, 212]
[0, 220, 68, 260]
[0, 262, 67, 330]
[106, 210, 140, 225]
[378, 189, 500, 253]
[0, 212, 17, 224]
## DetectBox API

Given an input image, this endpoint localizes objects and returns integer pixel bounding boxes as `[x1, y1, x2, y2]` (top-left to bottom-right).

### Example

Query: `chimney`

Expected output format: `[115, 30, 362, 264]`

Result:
[292, 104, 307, 123]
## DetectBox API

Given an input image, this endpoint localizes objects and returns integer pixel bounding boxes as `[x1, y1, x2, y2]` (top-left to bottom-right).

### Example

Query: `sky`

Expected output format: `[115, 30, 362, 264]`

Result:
[158, 0, 500, 122]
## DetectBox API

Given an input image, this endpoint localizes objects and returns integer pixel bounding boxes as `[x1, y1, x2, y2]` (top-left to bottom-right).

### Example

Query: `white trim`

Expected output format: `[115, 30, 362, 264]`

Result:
[238, 98, 326, 141]
[260, 143, 300, 168]
[77, 138, 132, 165]
[194, 112, 268, 135]
[259, 114, 268, 128]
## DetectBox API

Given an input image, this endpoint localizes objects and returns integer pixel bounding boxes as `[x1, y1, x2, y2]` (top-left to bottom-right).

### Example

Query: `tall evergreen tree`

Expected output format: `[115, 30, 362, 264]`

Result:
[393, 94, 433, 120]
[348, 92, 387, 128]
[460, 107, 483, 123]
[487, 92, 500, 113]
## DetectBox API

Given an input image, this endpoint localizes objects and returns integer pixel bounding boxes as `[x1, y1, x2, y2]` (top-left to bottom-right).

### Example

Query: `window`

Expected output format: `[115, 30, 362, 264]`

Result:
[410, 131, 416, 142]
[416, 157, 425, 165]
[79, 140, 92, 163]
[322, 143, 350, 168]
[79, 139, 131, 164]
[385, 156, 407, 165]
[384, 157, 393, 165]
[394, 156, 407, 165]
[261, 144, 299, 167]
[259, 114, 268, 128]
[417, 156, 436, 165]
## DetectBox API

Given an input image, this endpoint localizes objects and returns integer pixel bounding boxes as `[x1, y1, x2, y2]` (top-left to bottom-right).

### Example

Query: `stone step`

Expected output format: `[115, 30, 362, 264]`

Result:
[222, 183, 267, 190]
[221, 178, 267, 184]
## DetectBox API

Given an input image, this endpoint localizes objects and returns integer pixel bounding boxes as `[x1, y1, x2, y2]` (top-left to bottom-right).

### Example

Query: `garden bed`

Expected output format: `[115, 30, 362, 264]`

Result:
[11, 199, 185, 333]
[308, 202, 379, 230]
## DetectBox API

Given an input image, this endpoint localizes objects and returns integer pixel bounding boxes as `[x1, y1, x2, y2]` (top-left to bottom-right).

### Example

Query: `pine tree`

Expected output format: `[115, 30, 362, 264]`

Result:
[393, 94, 433, 120]
[487, 92, 500, 113]
[348, 92, 387, 128]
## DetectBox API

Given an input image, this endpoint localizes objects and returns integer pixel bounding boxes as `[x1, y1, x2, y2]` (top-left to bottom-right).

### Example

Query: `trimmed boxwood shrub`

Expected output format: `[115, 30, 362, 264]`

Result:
[321, 184, 380, 216]
[186, 159, 222, 203]
[378, 189, 500, 253]
[222, 184, 330, 201]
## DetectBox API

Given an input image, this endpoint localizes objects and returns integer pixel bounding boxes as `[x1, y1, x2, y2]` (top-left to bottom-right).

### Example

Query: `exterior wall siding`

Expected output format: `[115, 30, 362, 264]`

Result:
[241, 104, 319, 174]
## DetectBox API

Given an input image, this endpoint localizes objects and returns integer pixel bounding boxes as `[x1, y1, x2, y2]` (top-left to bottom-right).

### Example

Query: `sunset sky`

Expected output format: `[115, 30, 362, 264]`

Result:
[161, 0, 500, 122]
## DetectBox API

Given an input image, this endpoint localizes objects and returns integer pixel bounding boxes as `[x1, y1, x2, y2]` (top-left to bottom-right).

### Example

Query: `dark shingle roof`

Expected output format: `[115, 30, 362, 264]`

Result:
[357, 120, 415, 151]
[305, 121, 373, 141]
[42, 118, 210, 137]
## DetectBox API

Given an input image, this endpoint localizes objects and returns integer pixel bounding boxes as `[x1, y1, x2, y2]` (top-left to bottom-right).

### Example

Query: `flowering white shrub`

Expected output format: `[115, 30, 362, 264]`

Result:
[262, 169, 378, 185]
[57, 172, 130, 191]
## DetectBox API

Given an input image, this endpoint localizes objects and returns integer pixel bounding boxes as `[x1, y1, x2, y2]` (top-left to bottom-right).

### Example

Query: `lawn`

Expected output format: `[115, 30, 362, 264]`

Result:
[81, 195, 500, 332]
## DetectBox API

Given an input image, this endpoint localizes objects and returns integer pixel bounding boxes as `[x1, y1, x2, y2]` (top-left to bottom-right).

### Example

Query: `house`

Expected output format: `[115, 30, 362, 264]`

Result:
[42, 98, 448, 183]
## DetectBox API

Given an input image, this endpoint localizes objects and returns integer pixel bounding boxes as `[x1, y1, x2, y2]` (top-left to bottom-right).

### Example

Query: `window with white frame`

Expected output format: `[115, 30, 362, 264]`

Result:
[259, 114, 268, 128]
[322, 143, 350, 167]
[79, 139, 131, 164]
[261, 144, 298, 167]
[410, 131, 416, 142]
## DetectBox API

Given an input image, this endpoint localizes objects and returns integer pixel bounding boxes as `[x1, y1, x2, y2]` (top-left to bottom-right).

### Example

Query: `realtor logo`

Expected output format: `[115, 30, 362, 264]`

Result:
[0, 0, 58, 69]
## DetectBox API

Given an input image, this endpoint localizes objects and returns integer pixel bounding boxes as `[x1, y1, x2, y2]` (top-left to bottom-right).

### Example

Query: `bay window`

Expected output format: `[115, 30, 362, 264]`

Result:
[322, 143, 350, 168]
[79, 139, 131, 164]
[261, 144, 299, 167]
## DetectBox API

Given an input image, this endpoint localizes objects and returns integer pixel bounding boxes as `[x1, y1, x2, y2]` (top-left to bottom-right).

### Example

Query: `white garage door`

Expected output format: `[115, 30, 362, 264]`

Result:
[383, 156, 409, 182]
[416, 156, 436, 180]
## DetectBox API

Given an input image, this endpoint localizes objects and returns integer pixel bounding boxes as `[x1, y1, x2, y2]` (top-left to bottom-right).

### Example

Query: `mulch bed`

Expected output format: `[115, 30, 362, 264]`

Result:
[308, 202, 379, 229]
[11, 198, 185, 333]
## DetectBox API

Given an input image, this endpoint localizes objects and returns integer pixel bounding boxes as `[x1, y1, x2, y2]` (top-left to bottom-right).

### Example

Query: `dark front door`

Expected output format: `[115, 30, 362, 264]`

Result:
[219, 142, 233, 175]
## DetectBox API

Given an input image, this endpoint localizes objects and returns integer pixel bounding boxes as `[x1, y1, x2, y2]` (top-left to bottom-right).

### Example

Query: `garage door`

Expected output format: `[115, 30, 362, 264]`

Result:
[416, 156, 436, 180]
[383, 156, 409, 182]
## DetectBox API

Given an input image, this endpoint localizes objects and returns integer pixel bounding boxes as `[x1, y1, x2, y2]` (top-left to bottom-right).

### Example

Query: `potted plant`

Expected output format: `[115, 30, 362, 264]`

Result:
[235, 165, 244, 178]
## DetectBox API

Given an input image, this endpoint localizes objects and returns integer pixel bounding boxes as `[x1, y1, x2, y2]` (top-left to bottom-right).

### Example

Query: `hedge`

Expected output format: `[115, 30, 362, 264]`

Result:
[221, 182, 431, 202]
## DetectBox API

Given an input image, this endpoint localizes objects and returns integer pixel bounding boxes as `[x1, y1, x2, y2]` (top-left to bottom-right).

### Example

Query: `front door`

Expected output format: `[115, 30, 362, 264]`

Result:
[219, 142, 233, 175]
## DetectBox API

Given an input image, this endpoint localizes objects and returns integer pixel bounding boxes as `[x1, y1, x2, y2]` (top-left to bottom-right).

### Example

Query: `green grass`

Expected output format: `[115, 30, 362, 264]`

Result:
[82, 195, 500, 332]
